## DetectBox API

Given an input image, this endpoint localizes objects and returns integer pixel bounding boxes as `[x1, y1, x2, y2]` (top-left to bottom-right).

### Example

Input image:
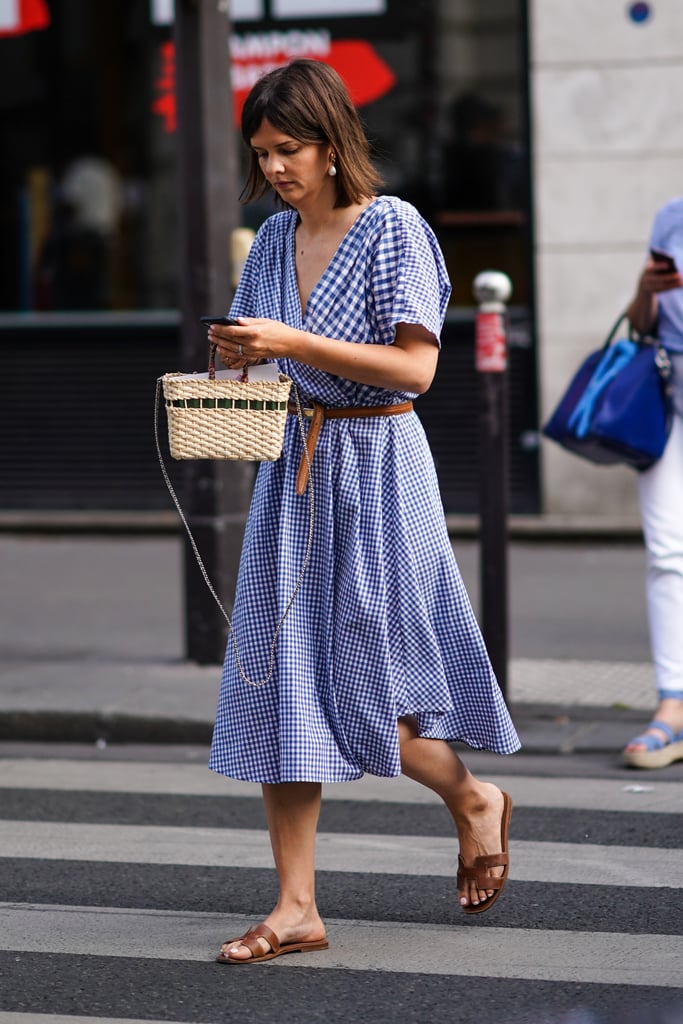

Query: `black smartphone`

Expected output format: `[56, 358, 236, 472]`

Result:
[200, 315, 240, 326]
[650, 249, 678, 273]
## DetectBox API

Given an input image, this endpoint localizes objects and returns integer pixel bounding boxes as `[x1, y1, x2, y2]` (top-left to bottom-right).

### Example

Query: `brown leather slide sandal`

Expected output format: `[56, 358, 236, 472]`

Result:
[457, 790, 513, 916]
[215, 923, 329, 965]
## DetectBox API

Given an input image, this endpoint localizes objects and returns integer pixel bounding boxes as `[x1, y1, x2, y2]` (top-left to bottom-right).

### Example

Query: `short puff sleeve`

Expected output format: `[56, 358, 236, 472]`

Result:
[367, 198, 451, 348]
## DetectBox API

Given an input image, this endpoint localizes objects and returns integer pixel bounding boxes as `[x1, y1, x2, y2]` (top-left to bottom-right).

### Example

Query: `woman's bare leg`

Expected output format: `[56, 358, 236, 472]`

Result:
[398, 717, 507, 909]
[220, 781, 326, 960]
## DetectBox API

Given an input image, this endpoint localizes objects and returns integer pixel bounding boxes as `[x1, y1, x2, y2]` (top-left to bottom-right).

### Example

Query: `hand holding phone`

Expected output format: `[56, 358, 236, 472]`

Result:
[200, 316, 241, 327]
[650, 249, 678, 274]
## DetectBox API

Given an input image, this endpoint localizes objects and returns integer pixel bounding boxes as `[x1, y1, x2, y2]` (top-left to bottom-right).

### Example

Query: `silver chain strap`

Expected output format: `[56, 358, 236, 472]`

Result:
[154, 377, 315, 687]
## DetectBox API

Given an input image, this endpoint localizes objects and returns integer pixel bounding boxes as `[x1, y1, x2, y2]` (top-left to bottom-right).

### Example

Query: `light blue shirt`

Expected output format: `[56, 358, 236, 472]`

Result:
[649, 196, 683, 353]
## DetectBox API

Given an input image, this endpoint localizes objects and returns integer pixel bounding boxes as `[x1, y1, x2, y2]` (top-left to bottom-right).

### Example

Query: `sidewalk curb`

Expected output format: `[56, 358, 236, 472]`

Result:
[0, 703, 649, 752]
[0, 711, 212, 746]
[0, 511, 645, 542]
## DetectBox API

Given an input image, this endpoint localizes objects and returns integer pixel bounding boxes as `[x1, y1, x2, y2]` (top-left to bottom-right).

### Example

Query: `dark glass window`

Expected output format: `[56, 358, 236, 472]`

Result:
[0, 0, 528, 312]
[230, 0, 530, 307]
[0, 0, 537, 515]
[0, 1, 178, 312]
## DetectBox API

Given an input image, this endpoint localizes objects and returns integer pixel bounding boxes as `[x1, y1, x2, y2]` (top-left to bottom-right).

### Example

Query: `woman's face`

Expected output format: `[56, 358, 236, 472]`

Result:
[250, 118, 334, 207]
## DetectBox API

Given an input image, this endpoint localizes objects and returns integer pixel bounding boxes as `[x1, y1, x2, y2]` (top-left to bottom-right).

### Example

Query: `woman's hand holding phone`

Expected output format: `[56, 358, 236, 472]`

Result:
[200, 315, 260, 369]
[650, 249, 678, 274]
[643, 251, 683, 295]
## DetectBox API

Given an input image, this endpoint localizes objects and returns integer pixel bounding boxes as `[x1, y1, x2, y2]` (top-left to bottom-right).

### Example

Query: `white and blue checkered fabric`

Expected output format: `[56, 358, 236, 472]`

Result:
[209, 197, 520, 783]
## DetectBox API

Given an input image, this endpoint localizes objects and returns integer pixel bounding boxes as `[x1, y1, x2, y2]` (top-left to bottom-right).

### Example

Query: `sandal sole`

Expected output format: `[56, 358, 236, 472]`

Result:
[622, 737, 683, 769]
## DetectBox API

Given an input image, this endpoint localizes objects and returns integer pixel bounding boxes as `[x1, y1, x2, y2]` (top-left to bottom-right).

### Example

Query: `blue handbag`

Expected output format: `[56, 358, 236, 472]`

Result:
[543, 314, 674, 470]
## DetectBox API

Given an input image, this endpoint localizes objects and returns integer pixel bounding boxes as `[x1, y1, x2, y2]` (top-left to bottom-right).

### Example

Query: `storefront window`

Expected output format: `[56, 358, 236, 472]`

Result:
[0, 1, 178, 312]
[0, 0, 528, 313]
[0, 0, 536, 515]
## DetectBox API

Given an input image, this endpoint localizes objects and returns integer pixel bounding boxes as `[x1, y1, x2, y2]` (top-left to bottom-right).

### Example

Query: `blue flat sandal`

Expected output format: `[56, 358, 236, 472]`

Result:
[622, 720, 683, 769]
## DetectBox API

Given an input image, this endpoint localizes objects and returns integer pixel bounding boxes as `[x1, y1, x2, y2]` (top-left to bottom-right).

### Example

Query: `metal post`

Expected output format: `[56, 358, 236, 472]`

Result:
[175, 0, 253, 664]
[473, 271, 512, 696]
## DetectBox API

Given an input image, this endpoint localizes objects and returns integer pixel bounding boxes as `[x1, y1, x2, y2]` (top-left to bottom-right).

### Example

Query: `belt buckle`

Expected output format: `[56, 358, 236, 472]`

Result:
[301, 406, 315, 418]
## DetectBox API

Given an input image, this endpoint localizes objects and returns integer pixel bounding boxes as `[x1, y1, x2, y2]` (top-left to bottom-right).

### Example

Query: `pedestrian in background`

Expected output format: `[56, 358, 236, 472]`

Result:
[206, 59, 519, 964]
[623, 196, 683, 768]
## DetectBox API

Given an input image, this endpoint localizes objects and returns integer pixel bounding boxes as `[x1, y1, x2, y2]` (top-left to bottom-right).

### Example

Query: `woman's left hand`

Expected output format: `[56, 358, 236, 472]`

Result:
[208, 317, 298, 369]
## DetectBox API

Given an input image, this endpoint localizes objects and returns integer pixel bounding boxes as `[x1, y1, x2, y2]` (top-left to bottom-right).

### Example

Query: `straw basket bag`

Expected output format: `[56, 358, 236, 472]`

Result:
[154, 344, 314, 688]
[160, 343, 292, 461]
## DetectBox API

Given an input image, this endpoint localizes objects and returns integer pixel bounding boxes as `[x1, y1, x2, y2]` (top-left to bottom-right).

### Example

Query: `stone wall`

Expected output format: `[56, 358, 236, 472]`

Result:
[530, 0, 683, 516]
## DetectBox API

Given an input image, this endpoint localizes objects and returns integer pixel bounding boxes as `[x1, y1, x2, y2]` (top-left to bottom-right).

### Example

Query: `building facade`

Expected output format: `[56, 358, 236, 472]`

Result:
[531, 0, 683, 522]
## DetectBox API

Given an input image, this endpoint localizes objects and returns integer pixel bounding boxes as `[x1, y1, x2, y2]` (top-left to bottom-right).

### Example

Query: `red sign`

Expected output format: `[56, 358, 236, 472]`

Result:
[153, 35, 396, 134]
[476, 312, 507, 373]
[232, 38, 395, 120]
[152, 40, 177, 133]
[0, 0, 49, 37]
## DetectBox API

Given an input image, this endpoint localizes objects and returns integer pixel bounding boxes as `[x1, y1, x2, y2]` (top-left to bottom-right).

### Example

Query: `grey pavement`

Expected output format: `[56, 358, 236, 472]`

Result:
[0, 531, 660, 756]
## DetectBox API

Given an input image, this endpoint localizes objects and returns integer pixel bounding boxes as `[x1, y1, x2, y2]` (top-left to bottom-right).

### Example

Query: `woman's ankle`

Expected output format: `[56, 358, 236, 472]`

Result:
[651, 697, 683, 730]
[262, 904, 326, 943]
[449, 779, 501, 831]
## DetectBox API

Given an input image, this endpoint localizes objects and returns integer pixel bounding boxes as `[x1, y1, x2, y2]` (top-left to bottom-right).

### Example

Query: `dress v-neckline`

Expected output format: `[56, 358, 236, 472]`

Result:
[291, 198, 379, 323]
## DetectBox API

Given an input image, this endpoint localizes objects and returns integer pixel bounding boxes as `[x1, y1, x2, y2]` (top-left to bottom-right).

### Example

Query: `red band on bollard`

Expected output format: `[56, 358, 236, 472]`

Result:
[476, 311, 507, 373]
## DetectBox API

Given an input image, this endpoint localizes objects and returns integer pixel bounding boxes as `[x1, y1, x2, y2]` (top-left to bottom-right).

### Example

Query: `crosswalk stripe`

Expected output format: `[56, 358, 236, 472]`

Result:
[2, 754, 680, 1020]
[1, 820, 681, 888]
[1, 759, 682, 813]
[1, 904, 681, 987]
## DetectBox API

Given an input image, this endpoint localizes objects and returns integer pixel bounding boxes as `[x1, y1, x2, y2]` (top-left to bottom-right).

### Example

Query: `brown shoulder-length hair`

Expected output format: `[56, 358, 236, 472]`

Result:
[240, 59, 384, 209]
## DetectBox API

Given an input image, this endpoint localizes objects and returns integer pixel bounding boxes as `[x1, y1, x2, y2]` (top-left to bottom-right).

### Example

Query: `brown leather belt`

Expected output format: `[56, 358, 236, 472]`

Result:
[287, 400, 414, 495]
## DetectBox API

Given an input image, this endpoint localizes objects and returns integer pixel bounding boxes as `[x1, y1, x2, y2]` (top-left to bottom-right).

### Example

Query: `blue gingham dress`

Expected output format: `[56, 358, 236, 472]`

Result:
[209, 196, 520, 783]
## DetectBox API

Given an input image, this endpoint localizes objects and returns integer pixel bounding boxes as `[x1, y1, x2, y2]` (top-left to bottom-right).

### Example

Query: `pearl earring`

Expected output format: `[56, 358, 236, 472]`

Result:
[328, 161, 337, 177]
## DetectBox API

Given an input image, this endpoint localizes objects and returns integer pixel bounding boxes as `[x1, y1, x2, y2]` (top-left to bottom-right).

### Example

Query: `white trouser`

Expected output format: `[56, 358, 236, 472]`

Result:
[637, 365, 683, 701]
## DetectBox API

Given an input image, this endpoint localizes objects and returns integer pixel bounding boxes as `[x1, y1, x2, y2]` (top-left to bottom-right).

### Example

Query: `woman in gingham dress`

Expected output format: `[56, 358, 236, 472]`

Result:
[207, 60, 520, 965]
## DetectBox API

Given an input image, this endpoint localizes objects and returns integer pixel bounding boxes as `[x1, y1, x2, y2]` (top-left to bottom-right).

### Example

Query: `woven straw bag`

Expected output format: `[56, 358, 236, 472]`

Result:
[160, 344, 292, 461]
